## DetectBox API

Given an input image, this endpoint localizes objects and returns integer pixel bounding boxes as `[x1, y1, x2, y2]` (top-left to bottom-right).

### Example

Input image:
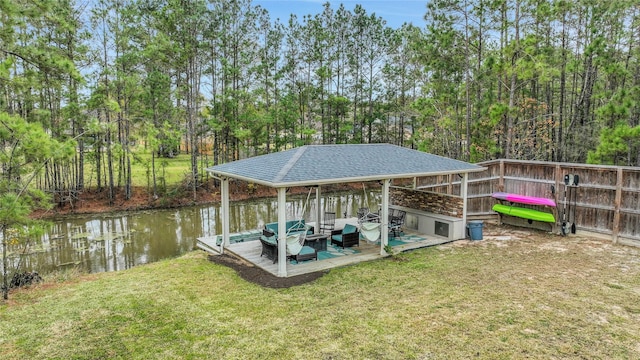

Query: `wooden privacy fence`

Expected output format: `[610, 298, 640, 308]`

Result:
[415, 159, 640, 247]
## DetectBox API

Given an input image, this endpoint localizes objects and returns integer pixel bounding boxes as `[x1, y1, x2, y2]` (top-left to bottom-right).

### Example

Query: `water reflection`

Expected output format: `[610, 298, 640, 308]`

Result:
[4, 190, 380, 274]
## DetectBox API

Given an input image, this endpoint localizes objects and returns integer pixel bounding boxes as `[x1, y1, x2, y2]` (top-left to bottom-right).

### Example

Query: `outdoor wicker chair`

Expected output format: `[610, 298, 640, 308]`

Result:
[331, 224, 360, 248]
[260, 229, 278, 263]
[286, 232, 318, 262]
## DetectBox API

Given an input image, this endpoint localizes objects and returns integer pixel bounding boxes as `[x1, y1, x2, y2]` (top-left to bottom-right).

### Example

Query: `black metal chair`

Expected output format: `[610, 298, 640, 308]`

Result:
[357, 207, 380, 224]
[388, 210, 406, 238]
[357, 208, 369, 223]
[319, 211, 336, 233]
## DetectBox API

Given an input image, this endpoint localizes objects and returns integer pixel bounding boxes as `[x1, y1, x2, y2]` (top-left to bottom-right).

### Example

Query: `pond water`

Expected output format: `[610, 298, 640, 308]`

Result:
[6, 191, 380, 274]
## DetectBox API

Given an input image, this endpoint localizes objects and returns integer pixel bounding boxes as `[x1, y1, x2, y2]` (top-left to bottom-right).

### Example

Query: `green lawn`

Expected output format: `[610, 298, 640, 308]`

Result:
[83, 152, 200, 188]
[1, 233, 639, 359]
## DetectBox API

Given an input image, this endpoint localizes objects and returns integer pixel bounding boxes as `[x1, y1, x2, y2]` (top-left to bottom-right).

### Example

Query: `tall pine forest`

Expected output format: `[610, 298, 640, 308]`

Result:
[2, 0, 640, 206]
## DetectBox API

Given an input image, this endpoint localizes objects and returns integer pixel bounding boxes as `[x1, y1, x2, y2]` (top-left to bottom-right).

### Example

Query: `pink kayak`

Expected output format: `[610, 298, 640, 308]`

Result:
[492, 192, 556, 207]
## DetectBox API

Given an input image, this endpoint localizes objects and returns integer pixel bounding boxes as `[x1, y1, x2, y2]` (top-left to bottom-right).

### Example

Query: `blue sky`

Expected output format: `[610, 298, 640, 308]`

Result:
[252, 0, 429, 29]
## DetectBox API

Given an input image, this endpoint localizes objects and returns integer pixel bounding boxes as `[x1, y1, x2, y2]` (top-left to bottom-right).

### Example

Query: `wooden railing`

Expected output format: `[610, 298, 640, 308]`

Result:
[415, 160, 640, 247]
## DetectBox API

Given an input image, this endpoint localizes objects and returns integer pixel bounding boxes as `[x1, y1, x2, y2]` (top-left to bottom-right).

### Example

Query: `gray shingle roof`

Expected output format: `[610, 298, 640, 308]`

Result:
[206, 144, 484, 187]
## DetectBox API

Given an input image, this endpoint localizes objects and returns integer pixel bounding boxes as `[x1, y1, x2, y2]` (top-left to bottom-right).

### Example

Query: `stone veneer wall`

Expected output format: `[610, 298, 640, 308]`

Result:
[390, 187, 463, 218]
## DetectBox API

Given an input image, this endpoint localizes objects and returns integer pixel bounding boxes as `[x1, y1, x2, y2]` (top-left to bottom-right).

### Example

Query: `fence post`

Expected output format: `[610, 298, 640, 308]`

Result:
[498, 160, 505, 191]
[612, 167, 623, 244]
[554, 164, 562, 232]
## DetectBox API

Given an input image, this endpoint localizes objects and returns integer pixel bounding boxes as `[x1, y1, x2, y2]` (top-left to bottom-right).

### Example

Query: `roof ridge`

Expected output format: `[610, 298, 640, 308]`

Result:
[273, 146, 307, 183]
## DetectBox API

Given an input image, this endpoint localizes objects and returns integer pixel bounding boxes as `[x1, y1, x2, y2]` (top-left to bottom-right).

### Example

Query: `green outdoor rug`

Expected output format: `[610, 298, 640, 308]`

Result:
[365, 232, 428, 247]
[291, 239, 361, 264]
[387, 233, 427, 247]
[317, 242, 360, 260]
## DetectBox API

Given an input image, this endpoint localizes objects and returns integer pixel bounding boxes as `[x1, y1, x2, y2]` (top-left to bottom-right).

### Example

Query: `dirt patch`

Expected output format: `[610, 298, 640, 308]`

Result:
[207, 253, 326, 288]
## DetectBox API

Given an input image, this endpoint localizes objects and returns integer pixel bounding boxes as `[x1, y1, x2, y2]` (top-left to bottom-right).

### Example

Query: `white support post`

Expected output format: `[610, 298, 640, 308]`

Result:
[380, 179, 390, 255]
[221, 177, 230, 253]
[277, 187, 287, 277]
[315, 186, 322, 235]
[461, 173, 469, 228]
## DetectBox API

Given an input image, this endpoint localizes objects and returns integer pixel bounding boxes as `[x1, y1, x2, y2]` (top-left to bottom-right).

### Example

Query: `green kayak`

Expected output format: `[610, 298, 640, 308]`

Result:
[492, 204, 556, 223]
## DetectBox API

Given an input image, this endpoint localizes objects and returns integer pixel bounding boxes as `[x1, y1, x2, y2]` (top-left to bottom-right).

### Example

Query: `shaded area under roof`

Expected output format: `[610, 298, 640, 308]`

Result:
[206, 144, 485, 187]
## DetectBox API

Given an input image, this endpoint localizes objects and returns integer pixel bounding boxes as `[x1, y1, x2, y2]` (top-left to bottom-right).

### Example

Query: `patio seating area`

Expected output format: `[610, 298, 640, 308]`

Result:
[198, 218, 454, 277]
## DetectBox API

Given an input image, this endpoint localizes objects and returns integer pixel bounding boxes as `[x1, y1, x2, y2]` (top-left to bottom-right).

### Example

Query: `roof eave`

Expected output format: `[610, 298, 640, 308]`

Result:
[207, 166, 487, 189]
[206, 166, 487, 188]
[207, 170, 277, 187]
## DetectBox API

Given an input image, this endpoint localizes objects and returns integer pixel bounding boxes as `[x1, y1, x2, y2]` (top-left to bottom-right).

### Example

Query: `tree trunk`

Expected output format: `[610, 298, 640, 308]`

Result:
[505, 0, 520, 159]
